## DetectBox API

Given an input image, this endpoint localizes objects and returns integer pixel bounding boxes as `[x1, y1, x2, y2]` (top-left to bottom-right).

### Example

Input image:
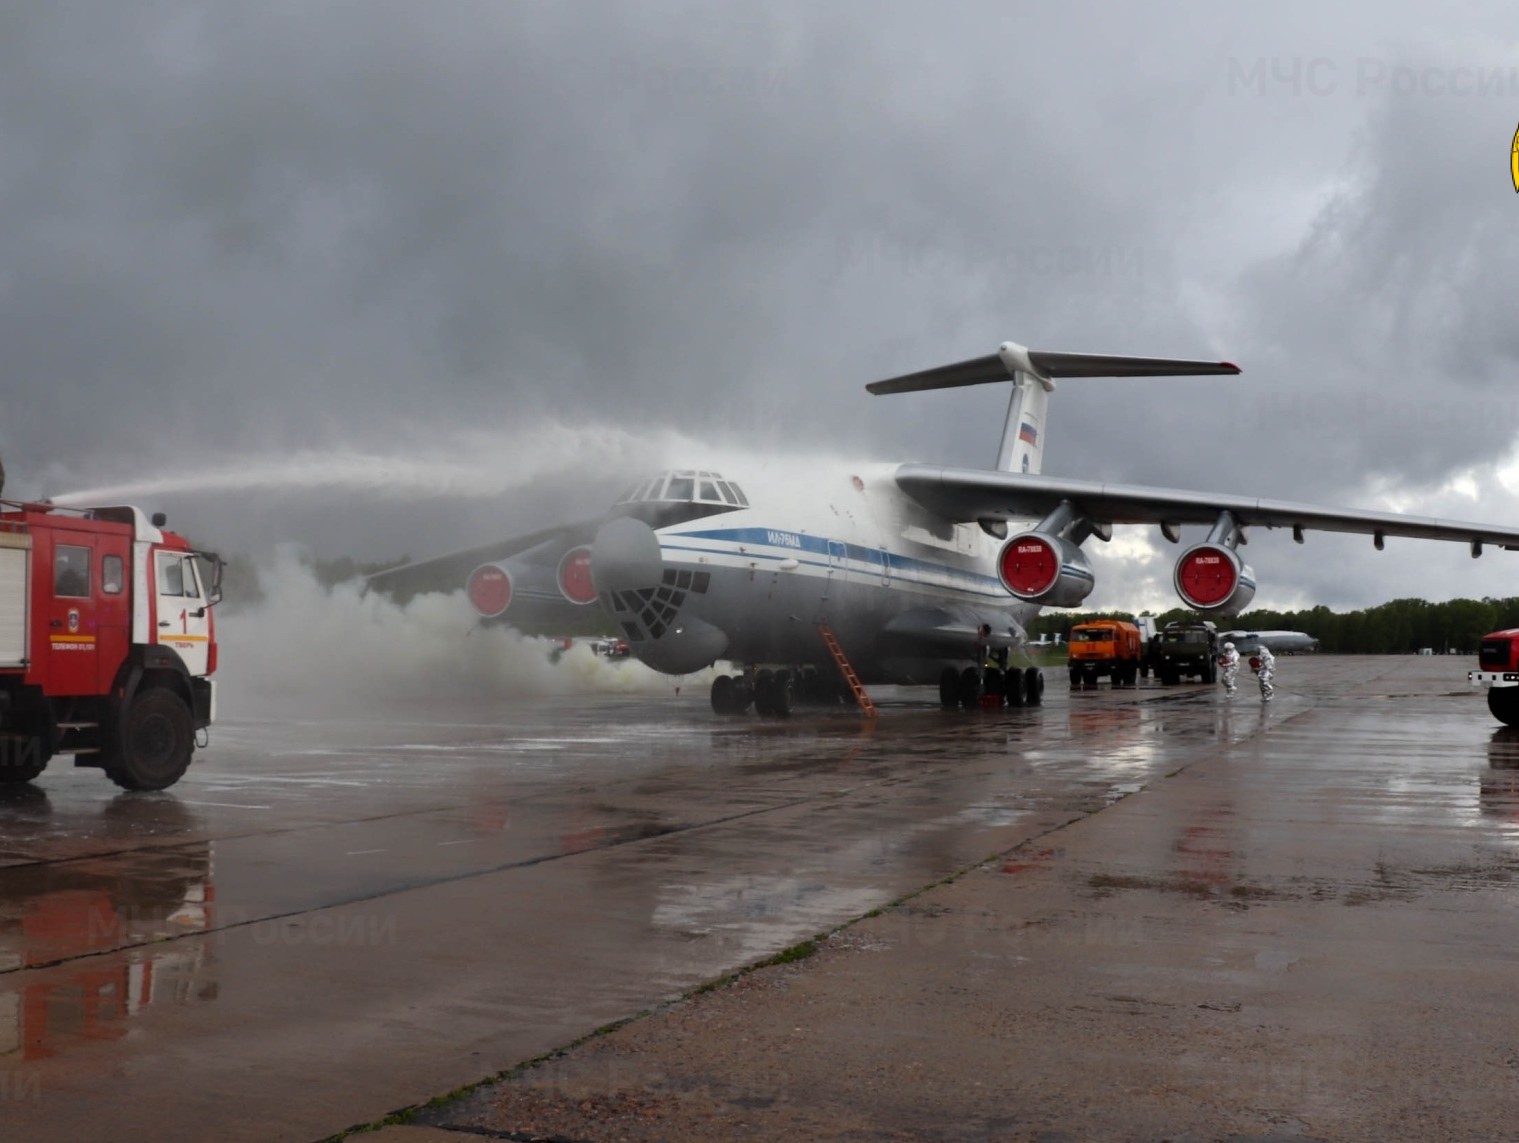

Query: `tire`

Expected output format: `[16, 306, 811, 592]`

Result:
[939, 667, 961, 710]
[1025, 667, 1044, 706]
[983, 668, 1004, 699]
[1004, 668, 1026, 707]
[1489, 686, 1519, 727]
[0, 736, 47, 785]
[711, 674, 736, 715]
[753, 670, 775, 716]
[1069, 666, 1081, 689]
[958, 667, 982, 708]
[731, 680, 754, 714]
[105, 688, 195, 792]
[769, 672, 794, 717]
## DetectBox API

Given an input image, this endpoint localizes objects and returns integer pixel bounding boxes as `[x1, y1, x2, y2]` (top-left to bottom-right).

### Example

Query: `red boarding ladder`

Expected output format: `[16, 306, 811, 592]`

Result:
[818, 623, 878, 718]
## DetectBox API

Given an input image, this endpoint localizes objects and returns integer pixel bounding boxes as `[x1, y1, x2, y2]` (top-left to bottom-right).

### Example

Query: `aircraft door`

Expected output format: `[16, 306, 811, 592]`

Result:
[153, 549, 211, 675]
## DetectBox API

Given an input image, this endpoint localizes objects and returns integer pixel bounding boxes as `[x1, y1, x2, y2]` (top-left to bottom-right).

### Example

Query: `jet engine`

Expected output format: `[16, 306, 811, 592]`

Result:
[1173, 543, 1256, 613]
[997, 531, 1095, 608]
[466, 562, 514, 618]
[556, 546, 597, 604]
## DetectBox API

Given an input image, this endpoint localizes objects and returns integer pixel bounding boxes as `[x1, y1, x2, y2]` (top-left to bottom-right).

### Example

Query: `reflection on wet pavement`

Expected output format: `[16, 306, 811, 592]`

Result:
[0, 656, 1510, 1140]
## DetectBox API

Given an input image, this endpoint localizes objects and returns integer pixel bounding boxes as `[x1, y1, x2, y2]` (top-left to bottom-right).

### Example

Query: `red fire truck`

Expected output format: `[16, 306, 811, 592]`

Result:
[0, 501, 222, 791]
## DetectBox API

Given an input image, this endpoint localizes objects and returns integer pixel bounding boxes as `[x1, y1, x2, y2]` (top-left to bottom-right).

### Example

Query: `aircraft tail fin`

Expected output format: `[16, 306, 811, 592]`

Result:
[997, 375, 1048, 474]
[866, 340, 1239, 474]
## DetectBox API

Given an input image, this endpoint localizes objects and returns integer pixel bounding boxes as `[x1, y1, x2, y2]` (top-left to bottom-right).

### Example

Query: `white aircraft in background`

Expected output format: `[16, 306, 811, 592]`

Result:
[372, 339, 1519, 714]
[1217, 630, 1320, 654]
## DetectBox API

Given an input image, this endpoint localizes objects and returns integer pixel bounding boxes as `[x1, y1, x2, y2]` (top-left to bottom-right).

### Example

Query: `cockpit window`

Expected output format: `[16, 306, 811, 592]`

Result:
[614, 470, 747, 507]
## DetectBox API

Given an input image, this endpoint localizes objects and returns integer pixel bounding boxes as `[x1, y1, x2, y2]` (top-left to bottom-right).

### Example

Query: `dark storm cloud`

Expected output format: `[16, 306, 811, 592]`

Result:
[0, 1, 1201, 480]
[2, 0, 1518, 604]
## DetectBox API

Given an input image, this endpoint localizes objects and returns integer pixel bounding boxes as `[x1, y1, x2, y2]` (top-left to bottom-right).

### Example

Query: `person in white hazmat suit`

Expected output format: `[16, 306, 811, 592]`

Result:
[1218, 641, 1240, 696]
[1255, 644, 1276, 702]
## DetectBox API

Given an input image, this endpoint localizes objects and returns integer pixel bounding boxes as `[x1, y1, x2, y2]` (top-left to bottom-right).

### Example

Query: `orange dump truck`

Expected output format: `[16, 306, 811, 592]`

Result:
[1068, 619, 1143, 687]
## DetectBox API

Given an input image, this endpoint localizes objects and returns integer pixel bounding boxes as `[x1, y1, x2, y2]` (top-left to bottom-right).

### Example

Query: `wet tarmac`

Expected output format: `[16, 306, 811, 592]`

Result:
[0, 656, 1512, 1140]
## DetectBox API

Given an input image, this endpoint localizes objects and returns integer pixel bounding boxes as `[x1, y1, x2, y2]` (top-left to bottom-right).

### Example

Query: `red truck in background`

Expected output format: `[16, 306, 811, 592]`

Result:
[1471, 629, 1519, 726]
[0, 500, 222, 790]
[1068, 619, 1144, 687]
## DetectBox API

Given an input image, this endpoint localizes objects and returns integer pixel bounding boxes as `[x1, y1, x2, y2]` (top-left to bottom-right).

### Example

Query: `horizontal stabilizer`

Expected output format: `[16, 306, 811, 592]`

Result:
[866, 353, 1012, 395]
[867, 340, 1239, 395]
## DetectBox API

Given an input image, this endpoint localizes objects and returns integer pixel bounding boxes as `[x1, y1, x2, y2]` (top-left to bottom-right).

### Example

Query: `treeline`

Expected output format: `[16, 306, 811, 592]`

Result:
[1027, 597, 1519, 655]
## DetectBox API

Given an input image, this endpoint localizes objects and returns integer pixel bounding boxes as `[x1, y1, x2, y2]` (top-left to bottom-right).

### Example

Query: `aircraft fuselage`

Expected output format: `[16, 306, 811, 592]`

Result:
[591, 463, 1039, 684]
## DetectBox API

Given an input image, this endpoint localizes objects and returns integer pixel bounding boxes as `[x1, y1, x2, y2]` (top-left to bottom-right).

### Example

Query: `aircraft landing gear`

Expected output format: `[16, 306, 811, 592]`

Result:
[710, 674, 754, 715]
[939, 667, 960, 710]
[1003, 668, 1025, 707]
[957, 667, 983, 709]
[753, 670, 794, 717]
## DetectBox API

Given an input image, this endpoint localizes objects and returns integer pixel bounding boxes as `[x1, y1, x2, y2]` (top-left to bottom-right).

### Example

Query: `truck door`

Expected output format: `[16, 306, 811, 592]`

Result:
[152, 549, 210, 675]
[44, 529, 102, 696]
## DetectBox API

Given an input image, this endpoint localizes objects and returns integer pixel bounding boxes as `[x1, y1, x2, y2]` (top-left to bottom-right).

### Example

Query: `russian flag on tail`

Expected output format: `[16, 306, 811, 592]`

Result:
[1018, 421, 1038, 445]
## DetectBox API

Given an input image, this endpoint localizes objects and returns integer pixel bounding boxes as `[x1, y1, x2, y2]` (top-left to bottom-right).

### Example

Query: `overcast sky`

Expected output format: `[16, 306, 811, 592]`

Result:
[7, 0, 1519, 611]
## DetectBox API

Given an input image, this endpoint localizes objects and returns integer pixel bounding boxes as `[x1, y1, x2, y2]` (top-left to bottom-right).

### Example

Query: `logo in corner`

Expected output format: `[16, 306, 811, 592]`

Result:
[1512, 121, 1519, 192]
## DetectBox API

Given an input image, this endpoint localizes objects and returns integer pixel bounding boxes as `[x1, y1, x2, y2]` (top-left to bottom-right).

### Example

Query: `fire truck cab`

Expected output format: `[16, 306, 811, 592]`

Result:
[0, 501, 221, 791]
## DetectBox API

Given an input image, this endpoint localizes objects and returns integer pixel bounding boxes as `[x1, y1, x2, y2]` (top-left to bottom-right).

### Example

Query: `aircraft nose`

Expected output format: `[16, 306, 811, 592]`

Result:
[591, 516, 664, 596]
[592, 517, 729, 672]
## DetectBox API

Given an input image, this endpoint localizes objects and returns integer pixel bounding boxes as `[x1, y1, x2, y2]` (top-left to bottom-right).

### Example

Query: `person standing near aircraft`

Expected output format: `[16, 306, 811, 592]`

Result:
[1256, 644, 1276, 702]
[1218, 641, 1240, 697]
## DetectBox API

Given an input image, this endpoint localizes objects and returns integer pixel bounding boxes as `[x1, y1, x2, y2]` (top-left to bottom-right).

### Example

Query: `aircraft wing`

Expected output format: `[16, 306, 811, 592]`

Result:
[893, 464, 1519, 550]
[364, 518, 604, 602]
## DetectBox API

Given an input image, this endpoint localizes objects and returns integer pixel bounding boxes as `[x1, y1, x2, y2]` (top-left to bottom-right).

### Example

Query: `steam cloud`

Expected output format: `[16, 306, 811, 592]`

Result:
[215, 549, 713, 718]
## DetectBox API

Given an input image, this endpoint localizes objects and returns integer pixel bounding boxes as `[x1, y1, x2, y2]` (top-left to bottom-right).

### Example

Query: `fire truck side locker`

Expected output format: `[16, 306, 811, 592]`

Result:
[0, 532, 29, 669]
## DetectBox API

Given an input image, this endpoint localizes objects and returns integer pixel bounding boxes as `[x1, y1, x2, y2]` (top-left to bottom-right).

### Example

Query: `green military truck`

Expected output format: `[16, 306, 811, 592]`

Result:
[1150, 620, 1218, 685]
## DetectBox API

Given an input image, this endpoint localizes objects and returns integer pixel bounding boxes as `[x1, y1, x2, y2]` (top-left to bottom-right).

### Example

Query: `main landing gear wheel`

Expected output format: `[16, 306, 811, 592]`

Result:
[105, 687, 195, 792]
[1024, 666, 1044, 705]
[957, 667, 982, 709]
[982, 668, 1005, 701]
[754, 671, 793, 717]
[711, 674, 754, 715]
[1489, 686, 1519, 727]
[1003, 667, 1026, 707]
[939, 667, 960, 710]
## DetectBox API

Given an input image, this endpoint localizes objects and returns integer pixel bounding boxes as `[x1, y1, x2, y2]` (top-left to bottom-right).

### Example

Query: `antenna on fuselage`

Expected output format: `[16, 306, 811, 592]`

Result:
[865, 339, 1240, 476]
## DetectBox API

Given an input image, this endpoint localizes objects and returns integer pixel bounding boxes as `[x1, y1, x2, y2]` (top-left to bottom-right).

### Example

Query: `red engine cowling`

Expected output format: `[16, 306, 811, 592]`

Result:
[1173, 543, 1256, 613]
[556, 546, 597, 605]
[997, 532, 1095, 608]
[466, 562, 514, 618]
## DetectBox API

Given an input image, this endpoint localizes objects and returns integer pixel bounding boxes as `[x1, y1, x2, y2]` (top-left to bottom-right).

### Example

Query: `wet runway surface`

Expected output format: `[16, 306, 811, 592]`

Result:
[0, 656, 1512, 1140]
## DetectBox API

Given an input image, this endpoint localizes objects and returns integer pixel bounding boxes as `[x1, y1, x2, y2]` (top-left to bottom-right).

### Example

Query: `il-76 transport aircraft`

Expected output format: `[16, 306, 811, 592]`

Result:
[371, 339, 1519, 715]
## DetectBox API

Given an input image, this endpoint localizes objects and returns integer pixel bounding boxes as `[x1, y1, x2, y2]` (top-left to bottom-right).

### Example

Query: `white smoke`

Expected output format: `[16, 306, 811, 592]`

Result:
[215, 549, 713, 717]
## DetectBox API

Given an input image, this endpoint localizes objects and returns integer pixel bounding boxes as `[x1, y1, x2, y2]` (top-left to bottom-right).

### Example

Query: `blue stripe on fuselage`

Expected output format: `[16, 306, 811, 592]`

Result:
[663, 526, 1006, 593]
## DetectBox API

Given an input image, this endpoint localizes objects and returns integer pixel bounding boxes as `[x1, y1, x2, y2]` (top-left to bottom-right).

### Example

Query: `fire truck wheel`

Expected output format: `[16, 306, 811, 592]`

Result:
[106, 688, 194, 792]
[0, 754, 46, 784]
[1488, 686, 1519, 727]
